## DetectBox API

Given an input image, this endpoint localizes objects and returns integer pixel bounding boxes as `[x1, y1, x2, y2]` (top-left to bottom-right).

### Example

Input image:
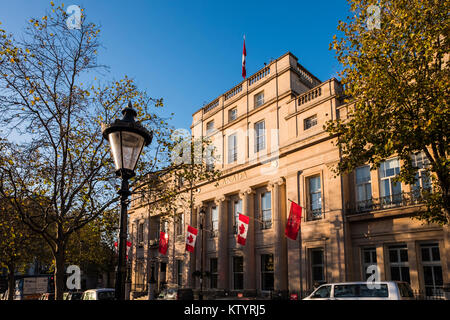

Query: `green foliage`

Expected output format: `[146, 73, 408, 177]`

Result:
[0, 3, 172, 298]
[327, 0, 449, 224]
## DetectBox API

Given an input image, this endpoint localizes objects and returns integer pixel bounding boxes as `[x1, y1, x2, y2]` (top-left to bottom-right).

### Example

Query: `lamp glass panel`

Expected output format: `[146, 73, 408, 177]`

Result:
[108, 131, 123, 171]
[121, 131, 145, 171]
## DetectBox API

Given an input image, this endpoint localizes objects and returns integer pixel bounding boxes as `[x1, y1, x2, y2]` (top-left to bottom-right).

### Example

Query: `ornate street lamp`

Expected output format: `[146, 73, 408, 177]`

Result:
[102, 101, 153, 300]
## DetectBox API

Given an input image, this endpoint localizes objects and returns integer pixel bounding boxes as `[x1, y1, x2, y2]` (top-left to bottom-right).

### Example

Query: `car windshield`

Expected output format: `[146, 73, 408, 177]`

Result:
[311, 285, 331, 298]
[97, 291, 115, 300]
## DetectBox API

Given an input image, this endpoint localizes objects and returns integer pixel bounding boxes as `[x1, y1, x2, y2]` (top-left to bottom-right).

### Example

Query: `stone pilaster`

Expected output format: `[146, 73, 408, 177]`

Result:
[270, 178, 288, 293]
[216, 196, 228, 290]
[240, 188, 256, 295]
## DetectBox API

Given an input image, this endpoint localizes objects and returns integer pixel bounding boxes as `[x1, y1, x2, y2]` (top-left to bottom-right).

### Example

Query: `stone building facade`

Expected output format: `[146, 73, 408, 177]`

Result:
[128, 52, 449, 299]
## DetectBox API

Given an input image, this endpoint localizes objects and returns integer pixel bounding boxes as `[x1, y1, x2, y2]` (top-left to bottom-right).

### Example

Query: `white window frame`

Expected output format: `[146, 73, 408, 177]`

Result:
[254, 92, 264, 108]
[228, 133, 237, 163]
[379, 158, 402, 206]
[304, 114, 318, 130]
[229, 108, 237, 122]
[254, 120, 266, 153]
[260, 191, 272, 230]
[206, 120, 214, 135]
[355, 165, 372, 211]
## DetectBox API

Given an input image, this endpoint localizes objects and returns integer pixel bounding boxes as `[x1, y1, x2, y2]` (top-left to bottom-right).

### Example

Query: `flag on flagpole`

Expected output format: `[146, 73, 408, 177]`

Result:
[114, 240, 132, 259]
[185, 225, 198, 252]
[242, 35, 246, 79]
[158, 231, 169, 255]
[285, 201, 302, 240]
[237, 213, 249, 245]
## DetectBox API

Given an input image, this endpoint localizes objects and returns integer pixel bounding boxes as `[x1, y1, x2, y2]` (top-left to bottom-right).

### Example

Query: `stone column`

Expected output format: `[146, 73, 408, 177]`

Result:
[240, 188, 256, 295]
[270, 178, 288, 294]
[216, 196, 228, 290]
[407, 241, 420, 291]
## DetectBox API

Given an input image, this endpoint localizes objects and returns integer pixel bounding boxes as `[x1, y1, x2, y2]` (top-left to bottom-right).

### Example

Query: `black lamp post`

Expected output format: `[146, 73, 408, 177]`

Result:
[102, 101, 153, 300]
[199, 207, 206, 300]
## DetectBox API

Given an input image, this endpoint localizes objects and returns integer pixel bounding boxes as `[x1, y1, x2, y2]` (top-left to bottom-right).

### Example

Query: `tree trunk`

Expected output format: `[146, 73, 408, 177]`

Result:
[54, 248, 66, 300]
[7, 263, 15, 300]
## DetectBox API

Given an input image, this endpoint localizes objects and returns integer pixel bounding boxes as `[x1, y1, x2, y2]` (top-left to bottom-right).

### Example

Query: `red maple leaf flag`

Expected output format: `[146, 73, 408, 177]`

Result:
[237, 213, 249, 246]
[242, 35, 246, 79]
[114, 240, 132, 260]
[285, 201, 302, 240]
[159, 232, 169, 255]
[185, 225, 198, 253]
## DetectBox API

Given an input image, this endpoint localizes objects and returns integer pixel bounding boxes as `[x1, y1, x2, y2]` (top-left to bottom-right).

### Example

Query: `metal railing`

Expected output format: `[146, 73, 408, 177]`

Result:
[346, 191, 425, 215]
[413, 289, 446, 300]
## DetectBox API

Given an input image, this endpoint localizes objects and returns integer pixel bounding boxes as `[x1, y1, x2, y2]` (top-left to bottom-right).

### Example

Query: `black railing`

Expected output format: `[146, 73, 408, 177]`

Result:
[347, 191, 425, 215]
[414, 289, 446, 300]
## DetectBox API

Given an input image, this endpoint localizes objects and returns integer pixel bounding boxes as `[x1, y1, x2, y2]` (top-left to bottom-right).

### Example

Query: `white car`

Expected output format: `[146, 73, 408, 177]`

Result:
[81, 288, 115, 300]
[303, 281, 415, 300]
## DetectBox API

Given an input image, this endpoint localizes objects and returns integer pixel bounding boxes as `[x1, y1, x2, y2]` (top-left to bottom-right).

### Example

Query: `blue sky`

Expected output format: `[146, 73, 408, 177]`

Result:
[0, 0, 351, 132]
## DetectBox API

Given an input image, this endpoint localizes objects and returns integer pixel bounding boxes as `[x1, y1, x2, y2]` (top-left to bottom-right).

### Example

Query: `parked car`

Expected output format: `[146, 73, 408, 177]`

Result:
[303, 281, 414, 300]
[39, 293, 55, 300]
[157, 287, 193, 300]
[81, 288, 115, 300]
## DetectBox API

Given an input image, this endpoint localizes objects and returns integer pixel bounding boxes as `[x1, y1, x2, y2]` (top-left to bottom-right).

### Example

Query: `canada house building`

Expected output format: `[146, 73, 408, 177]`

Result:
[128, 52, 449, 298]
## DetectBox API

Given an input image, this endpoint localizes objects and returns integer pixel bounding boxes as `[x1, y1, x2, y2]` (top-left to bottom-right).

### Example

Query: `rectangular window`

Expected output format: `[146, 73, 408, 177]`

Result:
[356, 166, 372, 211]
[206, 120, 214, 135]
[261, 254, 274, 291]
[304, 114, 318, 130]
[176, 213, 184, 237]
[228, 134, 237, 163]
[307, 175, 322, 219]
[311, 248, 325, 285]
[254, 92, 264, 108]
[261, 191, 272, 229]
[233, 199, 242, 234]
[233, 256, 244, 290]
[210, 258, 218, 289]
[411, 152, 431, 200]
[421, 243, 443, 297]
[176, 260, 183, 286]
[211, 207, 218, 237]
[388, 244, 410, 283]
[161, 220, 169, 233]
[362, 247, 377, 281]
[379, 158, 402, 207]
[254, 120, 266, 152]
[229, 108, 237, 122]
[138, 223, 144, 243]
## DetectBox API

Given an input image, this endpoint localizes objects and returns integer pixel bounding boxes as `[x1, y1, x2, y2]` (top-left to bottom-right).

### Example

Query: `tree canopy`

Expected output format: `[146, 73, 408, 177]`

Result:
[327, 0, 449, 224]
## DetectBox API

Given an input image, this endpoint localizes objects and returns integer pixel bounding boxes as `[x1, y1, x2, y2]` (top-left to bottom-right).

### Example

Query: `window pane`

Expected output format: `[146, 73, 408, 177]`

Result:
[312, 250, 323, 264]
[389, 249, 398, 263]
[400, 249, 408, 262]
[431, 246, 440, 261]
[390, 267, 400, 281]
[401, 267, 410, 283]
[421, 248, 430, 262]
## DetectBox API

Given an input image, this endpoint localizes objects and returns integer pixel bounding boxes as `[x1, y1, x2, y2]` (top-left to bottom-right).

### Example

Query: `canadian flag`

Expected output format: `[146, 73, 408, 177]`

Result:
[159, 231, 169, 255]
[237, 213, 249, 246]
[185, 225, 198, 253]
[285, 201, 302, 240]
[114, 240, 132, 260]
[242, 35, 246, 79]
